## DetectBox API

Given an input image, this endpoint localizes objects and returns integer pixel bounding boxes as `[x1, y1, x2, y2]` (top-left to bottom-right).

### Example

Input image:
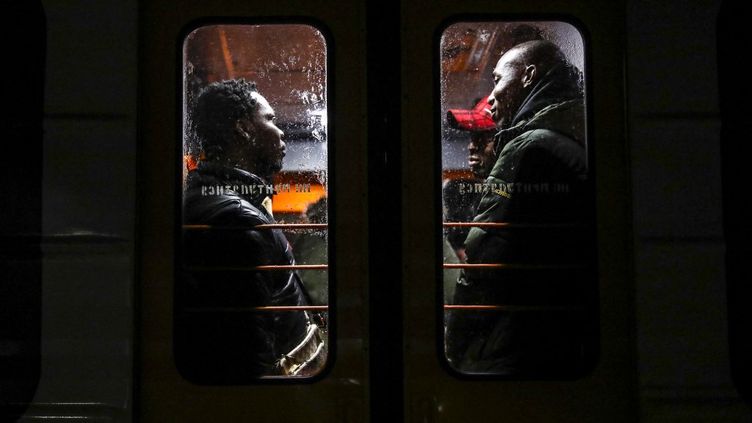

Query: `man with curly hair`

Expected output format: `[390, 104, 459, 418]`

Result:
[178, 79, 325, 381]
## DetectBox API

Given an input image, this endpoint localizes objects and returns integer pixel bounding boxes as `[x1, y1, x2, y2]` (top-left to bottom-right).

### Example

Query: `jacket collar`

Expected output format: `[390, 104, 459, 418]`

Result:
[493, 98, 586, 155]
[187, 161, 272, 206]
[510, 63, 583, 127]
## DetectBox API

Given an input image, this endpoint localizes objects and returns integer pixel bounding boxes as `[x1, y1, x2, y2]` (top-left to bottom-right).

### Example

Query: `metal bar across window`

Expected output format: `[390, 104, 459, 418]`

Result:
[444, 305, 582, 311]
[185, 265, 328, 271]
[443, 263, 585, 270]
[442, 222, 585, 229]
[183, 306, 329, 312]
[182, 305, 577, 312]
[182, 223, 328, 230]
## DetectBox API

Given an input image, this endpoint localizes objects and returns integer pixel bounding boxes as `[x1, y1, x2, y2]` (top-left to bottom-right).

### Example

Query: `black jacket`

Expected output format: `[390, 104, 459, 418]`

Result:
[176, 162, 311, 381]
[446, 64, 593, 376]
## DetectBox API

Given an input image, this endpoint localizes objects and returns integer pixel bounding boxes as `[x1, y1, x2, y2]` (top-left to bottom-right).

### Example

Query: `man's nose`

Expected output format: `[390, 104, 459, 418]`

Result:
[487, 93, 495, 106]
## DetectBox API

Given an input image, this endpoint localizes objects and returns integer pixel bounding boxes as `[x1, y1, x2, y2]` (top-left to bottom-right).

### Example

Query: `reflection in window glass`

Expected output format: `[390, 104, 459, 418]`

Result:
[440, 21, 596, 378]
[177, 24, 329, 382]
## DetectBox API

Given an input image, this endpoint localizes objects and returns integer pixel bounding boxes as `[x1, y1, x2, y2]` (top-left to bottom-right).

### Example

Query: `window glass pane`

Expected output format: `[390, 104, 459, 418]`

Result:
[440, 21, 596, 378]
[178, 23, 329, 382]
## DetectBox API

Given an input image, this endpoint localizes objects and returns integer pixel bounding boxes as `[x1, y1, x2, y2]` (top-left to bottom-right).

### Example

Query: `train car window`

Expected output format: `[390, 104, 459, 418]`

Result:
[177, 23, 330, 383]
[440, 20, 598, 379]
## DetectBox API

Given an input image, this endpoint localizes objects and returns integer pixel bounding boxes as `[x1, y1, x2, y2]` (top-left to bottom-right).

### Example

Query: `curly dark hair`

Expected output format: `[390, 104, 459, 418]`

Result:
[192, 79, 258, 158]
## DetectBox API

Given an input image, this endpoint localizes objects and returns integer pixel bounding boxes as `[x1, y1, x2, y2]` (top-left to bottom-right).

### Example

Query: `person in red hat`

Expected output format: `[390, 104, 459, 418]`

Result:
[447, 97, 498, 181]
[444, 98, 497, 262]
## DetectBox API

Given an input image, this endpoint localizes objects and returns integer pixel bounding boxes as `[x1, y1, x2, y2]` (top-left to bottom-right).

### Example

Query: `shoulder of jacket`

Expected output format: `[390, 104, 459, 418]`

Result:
[234, 197, 271, 224]
[185, 189, 270, 226]
[501, 127, 575, 156]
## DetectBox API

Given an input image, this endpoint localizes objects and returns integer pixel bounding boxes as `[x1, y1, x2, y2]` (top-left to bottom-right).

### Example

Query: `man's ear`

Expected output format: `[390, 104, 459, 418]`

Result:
[522, 64, 537, 88]
[234, 119, 255, 141]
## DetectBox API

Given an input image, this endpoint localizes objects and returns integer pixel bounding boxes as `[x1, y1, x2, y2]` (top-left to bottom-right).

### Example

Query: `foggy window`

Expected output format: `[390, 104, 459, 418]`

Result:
[440, 21, 597, 378]
[177, 24, 329, 383]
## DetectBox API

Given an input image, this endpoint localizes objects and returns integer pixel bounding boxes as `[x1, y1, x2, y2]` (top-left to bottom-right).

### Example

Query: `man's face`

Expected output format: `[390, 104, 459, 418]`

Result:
[487, 50, 525, 129]
[238, 93, 286, 176]
[467, 132, 496, 179]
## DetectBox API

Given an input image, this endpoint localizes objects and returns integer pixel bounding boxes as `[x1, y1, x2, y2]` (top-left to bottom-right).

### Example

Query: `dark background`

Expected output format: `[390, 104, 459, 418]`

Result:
[2, 0, 750, 421]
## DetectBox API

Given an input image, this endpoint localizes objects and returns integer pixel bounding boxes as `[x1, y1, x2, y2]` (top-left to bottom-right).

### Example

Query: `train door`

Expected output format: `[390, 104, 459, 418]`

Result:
[138, 1, 369, 421]
[401, 1, 637, 421]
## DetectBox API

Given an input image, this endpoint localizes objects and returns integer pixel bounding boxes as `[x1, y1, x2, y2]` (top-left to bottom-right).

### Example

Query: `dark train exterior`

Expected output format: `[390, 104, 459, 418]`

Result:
[1, 1, 749, 422]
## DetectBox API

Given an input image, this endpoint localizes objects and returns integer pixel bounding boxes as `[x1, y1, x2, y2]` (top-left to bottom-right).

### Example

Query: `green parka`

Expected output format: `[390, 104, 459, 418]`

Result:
[446, 64, 595, 376]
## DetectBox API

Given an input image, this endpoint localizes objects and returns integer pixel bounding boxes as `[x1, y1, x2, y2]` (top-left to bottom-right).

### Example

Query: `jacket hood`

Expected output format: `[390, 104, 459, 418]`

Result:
[494, 63, 586, 154]
[494, 99, 586, 156]
[511, 62, 583, 127]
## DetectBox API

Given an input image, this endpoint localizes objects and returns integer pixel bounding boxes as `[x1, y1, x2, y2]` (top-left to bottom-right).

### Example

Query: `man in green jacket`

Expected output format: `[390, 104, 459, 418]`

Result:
[446, 40, 594, 377]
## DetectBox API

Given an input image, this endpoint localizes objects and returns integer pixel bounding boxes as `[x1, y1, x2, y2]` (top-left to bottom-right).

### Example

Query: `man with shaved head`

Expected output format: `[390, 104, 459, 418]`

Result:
[446, 40, 592, 376]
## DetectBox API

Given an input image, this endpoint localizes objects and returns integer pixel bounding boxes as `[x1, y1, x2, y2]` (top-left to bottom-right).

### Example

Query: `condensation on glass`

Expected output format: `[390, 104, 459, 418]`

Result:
[177, 24, 329, 383]
[440, 21, 597, 378]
